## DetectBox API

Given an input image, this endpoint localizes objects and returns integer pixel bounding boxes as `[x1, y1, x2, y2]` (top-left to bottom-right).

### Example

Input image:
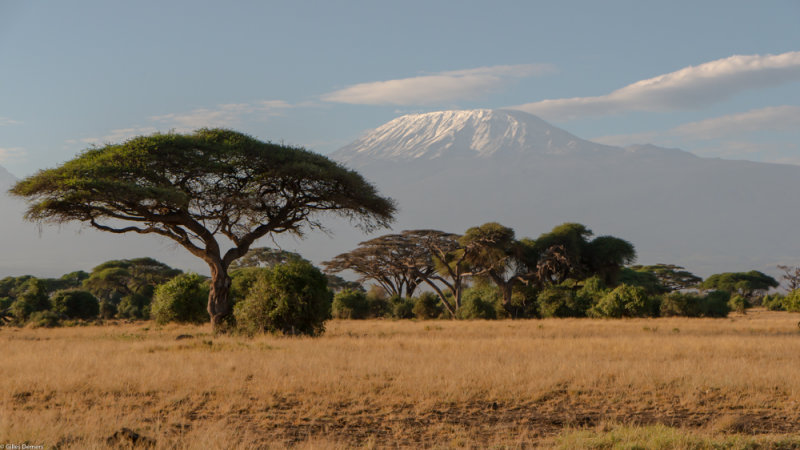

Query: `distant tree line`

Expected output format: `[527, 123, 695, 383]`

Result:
[1, 227, 796, 333]
[324, 222, 791, 321]
[0, 252, 351, 335]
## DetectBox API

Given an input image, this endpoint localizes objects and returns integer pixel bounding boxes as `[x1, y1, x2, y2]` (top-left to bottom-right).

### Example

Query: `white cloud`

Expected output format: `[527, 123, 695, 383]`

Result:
[0, 147, 26, 163]
[79, 127, 160, 146]
[593, 105, 800, 147]
[591, 106, 800, 166]
[321, 64, 556, 106]
[151, 100, 292, 130]
[0, 117, 22, 126]
[670, 105, 800, 140]
[512, 51, 800, 121]
[76, 100, 293, 146]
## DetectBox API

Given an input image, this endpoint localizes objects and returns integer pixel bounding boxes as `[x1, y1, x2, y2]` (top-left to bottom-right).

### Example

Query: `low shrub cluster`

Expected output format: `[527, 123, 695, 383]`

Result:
[332, 277, 736, 321]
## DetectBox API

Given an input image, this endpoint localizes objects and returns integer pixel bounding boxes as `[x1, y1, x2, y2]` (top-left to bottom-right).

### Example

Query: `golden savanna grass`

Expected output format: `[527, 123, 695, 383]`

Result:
[2, 310, 800, 448]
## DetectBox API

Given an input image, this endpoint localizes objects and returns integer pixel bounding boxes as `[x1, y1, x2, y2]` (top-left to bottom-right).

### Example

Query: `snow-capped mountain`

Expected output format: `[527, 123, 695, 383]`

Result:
[325, 109, 800, 277]
[335, 109, 623, 163]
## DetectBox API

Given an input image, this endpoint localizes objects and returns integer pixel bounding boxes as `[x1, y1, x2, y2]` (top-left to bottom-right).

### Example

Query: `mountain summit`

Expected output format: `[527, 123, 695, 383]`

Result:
[334, 109, 622, 164]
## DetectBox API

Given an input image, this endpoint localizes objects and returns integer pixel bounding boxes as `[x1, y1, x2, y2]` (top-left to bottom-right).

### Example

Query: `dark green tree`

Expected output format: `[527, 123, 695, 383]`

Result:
[51, 290, 100, 320]
[11, 129, 395, 330]
[233, 259, 332, 336]
[458, 222, 536, 312]
[531, 223, 635, 285]
[9, 278, 50, 323]
[629, 264, 702, 292]
[701, 271, 779, 304]
[83, 258, 181, 319]
[331, 289, 370, 319]
[150, 273, 210, 324]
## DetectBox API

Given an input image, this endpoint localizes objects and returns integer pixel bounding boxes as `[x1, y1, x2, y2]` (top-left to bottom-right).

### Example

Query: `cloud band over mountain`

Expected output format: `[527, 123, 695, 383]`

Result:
[321, 64, 556, 106]
[510, 52, 800, 121]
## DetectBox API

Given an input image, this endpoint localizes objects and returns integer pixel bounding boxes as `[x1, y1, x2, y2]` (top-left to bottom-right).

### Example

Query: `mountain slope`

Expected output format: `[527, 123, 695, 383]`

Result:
[329, 109, 800, 277]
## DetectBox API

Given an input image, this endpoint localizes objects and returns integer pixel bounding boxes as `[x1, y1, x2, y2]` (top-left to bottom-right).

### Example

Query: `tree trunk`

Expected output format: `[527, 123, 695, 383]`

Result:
[208, 265, 232, 332]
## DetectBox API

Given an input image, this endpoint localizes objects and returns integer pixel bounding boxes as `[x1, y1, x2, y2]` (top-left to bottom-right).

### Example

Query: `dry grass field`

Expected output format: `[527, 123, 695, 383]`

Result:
[2, 310, 800, 448]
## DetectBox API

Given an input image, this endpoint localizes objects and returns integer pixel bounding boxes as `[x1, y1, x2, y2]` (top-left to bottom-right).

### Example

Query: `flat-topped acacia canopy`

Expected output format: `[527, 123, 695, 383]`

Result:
[10, 128, 396, 329]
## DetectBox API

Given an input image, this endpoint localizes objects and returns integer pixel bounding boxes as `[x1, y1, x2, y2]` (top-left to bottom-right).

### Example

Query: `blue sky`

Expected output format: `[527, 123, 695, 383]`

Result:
[1, 1, 799, 176]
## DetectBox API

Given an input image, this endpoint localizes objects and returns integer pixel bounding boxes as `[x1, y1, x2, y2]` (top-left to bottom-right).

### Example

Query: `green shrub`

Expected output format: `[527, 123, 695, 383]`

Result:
[589, 284, 658, 318]
[700, 290, 731, 317]
[412, 292, 443, 319]
[660, 292, 702, 317]
[234, 260, 331, 336]
[28, 310, 61, 328]
[229, 267, 266, 304]
[367, 295, 392, 318]
[457, 296, 497, 320]
[116, 293, 151, 319]
[98, 299, 117, 319]
[332, 289, 370, 319]
[537, 286, 590, 318]
[762, 293, 785, 311]
[506, 285, 539, 318]
[728, 294, 748, 314]
[150, 273, 210, 325]
[658, 290, 730, 318]
[9, 278, 50, 323]
[783, 289, 800, 312]
[457, 285, 500, 320]
[390, 295, 415, 319]
[50, 290, 100, 320]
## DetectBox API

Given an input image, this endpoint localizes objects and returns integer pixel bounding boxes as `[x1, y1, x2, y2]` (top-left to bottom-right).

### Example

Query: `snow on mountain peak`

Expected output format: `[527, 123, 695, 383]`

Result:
[333, 109, 614, 163]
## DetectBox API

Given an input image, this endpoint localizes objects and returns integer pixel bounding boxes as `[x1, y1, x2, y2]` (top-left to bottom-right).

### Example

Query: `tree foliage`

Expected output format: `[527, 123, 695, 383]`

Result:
[11, 129, 395, 330]
[324, 233, 429, 298]
[629, 264, 702, 292]
[150, 273, 210, 325]
[233, 260, 331, 336]
[50, 290, 100, 320]
[701, 271, 779, 303]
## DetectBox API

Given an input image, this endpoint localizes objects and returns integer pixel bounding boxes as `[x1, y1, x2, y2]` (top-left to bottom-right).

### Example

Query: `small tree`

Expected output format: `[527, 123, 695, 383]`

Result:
[51, 290, 100, 320]
[701, 271, 779, 305]
[589, 284, 657, 318]
[9, 278, 50, 323]
[324, 234, 429, 299]
[777, 265, 800, 291]
[628, 264, 702, 292]
[331, 289, 370, 319]
[233, 260, 331, 336]
[11, 129, 394, 331]
[150, 273, 210, 325]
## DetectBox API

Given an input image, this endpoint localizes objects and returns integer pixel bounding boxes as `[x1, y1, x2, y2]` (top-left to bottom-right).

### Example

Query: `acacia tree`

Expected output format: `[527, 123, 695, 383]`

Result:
[10, 129, 395, 330]
[629, 264, 702, 292]
[701, 271, 779, 303]
[459, 222, 537, 309]
[399, 229, 479, 318]
[531, 223, 636, 285]
[777, 265, 800, 291]
[323, 233, 430, 298]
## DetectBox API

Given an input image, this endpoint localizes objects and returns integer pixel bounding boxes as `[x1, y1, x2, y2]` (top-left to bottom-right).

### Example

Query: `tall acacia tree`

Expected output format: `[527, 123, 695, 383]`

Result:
[459, 222, 537, 309]
[323, 234, 428, 298]
[10, 129, 395, 330]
